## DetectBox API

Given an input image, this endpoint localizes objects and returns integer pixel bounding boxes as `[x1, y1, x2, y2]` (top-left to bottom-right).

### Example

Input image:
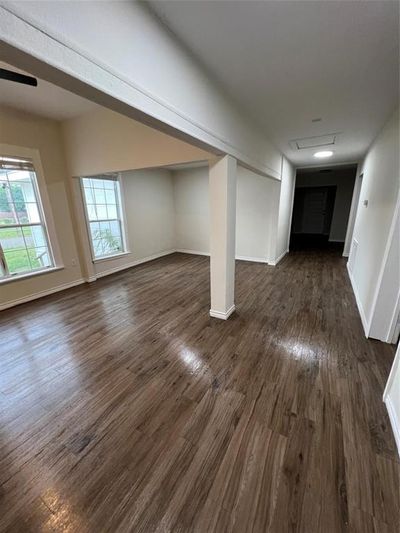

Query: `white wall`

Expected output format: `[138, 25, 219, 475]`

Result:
[0, 1, 282, 179]
[236, 167, 275, 261]
[343, 164, 362, 257]
[295, 167, 356, 242]
[275, 157, 296, 262]
[173, 164, 280, 263]
[348, 109, 399, 331]
[369, 194, 400, 342]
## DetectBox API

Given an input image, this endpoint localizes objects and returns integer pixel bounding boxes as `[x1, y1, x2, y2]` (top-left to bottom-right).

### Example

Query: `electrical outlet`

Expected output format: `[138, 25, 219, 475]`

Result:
[71, 259, 77, 266]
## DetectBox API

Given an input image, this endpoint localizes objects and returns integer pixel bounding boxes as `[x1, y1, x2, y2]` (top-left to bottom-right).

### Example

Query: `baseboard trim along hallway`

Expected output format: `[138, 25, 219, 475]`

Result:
[384, 396, 400, 457]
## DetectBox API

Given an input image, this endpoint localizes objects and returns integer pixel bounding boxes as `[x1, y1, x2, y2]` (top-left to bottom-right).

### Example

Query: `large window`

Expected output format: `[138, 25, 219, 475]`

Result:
[80, 175, 126, 260]
[0, 156, 54, 280]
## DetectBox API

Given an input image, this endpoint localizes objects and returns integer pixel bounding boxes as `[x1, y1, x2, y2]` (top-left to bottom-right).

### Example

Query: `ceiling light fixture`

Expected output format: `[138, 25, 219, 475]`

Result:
[314, 150, 333, 158]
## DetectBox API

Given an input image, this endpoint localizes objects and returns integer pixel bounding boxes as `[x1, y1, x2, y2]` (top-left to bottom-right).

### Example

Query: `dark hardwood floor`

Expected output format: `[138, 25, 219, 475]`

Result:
[0, 250, 398, 532]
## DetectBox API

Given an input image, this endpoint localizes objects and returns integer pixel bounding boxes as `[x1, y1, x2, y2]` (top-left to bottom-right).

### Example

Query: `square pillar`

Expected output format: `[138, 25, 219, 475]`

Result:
[209, 155, 237, 319]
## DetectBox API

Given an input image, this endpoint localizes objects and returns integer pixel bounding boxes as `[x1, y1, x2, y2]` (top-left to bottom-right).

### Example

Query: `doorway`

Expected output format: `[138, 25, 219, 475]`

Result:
[290, 186, 337, 249]
[290, 165, 357, 251]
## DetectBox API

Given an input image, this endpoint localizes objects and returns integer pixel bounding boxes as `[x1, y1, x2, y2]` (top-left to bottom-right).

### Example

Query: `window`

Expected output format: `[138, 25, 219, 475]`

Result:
[80, 175, 126, 260]
[0, 156, 54, 280]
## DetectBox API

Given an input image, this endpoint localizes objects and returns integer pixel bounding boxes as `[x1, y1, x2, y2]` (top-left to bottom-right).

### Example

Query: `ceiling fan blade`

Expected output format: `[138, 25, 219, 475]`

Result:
[0, 68, 37, 86]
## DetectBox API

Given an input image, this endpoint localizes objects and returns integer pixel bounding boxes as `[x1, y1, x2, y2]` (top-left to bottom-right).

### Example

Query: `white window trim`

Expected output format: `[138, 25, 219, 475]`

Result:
[0, 266, 63, 285]
[79, 173, 130, 263]
[118, 174, 130, 255]
[92, 251, 131, 263]
[0, 143, 64, 280]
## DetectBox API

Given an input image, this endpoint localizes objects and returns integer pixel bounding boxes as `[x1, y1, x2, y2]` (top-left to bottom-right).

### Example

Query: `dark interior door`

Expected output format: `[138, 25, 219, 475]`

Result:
[301, 188, 329, 234]
[291, 186, 337, 249]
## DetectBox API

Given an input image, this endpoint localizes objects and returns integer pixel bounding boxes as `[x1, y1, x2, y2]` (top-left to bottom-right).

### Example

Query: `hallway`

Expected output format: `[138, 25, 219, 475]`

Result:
[0, 251, 398, 531]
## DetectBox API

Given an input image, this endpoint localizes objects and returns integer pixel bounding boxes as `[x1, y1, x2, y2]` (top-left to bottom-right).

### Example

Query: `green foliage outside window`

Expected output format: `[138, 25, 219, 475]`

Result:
[0, 183, 25, 212]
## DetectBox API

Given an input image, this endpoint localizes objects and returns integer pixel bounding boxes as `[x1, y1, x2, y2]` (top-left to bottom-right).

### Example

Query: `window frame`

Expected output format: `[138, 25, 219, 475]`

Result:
[0, 144, 63, 284]
[79, 173, 128, 262]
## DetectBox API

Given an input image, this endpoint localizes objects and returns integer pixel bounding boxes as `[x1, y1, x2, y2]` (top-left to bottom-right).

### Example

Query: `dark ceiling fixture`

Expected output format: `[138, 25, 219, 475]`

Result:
[0, 68, 37, 87]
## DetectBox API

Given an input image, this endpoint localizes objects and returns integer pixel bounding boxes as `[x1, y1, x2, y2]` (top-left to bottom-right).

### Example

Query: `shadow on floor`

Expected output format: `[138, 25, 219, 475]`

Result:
[290, 233, 344, 253]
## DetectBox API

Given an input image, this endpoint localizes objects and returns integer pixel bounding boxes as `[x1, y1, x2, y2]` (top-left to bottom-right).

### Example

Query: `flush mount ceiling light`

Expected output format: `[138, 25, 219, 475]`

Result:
[314, 150, 333, 158]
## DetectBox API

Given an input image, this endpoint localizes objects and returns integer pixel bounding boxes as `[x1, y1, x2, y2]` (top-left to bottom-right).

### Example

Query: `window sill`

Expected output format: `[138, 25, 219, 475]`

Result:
[92, 251, 131, 264]
[0, 266, 64, 285]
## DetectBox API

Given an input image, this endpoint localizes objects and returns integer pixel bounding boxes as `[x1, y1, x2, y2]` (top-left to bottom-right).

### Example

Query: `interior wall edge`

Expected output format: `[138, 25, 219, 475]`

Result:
[269, 248, 289, 266]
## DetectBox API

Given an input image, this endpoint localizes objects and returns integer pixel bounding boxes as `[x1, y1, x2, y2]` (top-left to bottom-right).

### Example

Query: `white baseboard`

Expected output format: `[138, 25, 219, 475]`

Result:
[0, 250, 177, 310]
[383, 344, 400, 457]
[236, 255, 268, 264]
[0, 278, 85, 311]
[269, 248, 289, 266]
[209, 304, 236, 320]
[347, 262, 369, 336]
[176, 249, 269, 264]
[386, 290, 400, 343]
[175, 248, 210, 257]
[95, 249, 176, 278]
[383, 344, 400, 401]
[1, 247, 280, 312]
[384, 396, 400, 458]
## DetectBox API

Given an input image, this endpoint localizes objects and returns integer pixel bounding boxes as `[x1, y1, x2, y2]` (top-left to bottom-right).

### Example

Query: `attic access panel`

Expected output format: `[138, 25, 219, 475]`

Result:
[289, 133, 339, 151]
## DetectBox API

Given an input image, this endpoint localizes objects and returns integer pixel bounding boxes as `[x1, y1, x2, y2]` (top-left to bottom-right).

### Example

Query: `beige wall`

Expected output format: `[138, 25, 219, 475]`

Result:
[0, 104, 214, 309]
[0, 105, 285, 310]
[173, 166, 210, 254]
[62, 106, 212, 281]
[62, 107, 211, 177]
[0, 106, 83, 309]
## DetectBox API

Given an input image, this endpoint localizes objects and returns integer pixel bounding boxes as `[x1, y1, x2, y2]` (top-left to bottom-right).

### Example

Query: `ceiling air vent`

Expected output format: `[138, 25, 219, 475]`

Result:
[289, 133, 340, 151]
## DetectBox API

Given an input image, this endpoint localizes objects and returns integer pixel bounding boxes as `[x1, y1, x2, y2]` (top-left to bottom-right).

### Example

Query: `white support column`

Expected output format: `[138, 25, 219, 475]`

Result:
[209, 155, 237, 320]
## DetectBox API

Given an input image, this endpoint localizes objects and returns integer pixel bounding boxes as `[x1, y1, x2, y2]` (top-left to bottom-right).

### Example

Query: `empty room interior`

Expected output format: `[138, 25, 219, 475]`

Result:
[0, 1, 399, 531]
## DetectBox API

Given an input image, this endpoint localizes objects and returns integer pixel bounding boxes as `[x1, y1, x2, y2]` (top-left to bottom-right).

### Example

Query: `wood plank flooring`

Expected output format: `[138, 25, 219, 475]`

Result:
[0, 250, 398, 532]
